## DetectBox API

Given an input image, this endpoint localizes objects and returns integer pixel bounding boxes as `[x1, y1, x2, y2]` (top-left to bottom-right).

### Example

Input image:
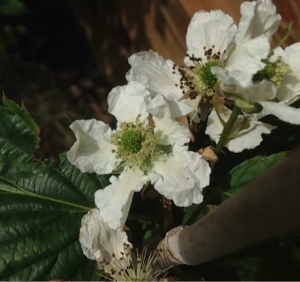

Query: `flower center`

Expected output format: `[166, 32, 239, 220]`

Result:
[252, 57, 290, 88]
[121, 130, 144, 154]
[252, 60, 275, 82]
[198, 60, 221, 89]
[180, 59, 222, 98]
[173, 45, 225, 98]
[111, 117, 157, 170]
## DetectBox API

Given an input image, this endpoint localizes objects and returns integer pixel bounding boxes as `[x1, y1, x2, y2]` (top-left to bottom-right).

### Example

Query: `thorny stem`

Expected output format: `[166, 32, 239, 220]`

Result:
[214, 105, 240, 154]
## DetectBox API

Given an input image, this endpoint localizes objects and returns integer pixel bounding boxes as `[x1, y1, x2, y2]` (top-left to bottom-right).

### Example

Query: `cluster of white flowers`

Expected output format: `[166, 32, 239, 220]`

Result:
[67, 74, 210, 280]
[127, 0, 300, 152]
[66, 0, 300, 280]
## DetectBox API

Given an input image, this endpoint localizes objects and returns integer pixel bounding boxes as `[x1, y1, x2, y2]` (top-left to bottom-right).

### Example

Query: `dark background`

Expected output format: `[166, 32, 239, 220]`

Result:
[1, 0, 300, 161]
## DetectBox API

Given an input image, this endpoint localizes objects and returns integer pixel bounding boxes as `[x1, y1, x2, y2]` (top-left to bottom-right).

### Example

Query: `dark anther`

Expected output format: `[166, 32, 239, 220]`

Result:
[189, 90, 198, 100]
[206, 48, 213, 56]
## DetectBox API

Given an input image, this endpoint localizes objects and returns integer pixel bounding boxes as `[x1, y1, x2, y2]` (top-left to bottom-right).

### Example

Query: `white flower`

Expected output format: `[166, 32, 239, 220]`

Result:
[126, 9, 237, 122]
[127, 0, 282, 124]
[67, 81, 211, 230]
[271, 43, 300, 104]
[212, 35, 277, 103]
[256, 42, 300, 124]
[212, 0, 300, 125]
[80, 209, 165, 281]
[80, 208, 132, 265]
[206, 106, 276, 152]
[211, 0, 282, 103]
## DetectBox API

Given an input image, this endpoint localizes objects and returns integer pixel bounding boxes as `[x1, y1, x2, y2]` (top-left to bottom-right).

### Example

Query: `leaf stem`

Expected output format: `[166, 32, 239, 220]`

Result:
[214, 105, 240, 154]
[0, 182, 92, 211]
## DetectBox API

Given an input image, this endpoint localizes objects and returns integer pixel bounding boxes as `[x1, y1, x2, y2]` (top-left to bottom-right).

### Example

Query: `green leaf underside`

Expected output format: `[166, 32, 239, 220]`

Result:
[0, 97, 110, 280]
[223, 152, 286, 199]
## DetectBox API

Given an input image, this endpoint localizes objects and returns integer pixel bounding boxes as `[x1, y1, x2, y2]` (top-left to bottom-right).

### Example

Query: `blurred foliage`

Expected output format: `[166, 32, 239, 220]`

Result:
[0, 0, 27, 15]
[0, 0, 121, 161]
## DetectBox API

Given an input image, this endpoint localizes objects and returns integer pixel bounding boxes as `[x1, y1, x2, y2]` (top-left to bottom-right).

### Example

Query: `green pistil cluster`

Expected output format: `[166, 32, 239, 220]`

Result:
[200, 61, 222, 89]
[111, 118, 157, 170]
[253, 60, 275, 83]
[121, 129, 143, 154]
[186, 60, 221, 96]
[269, 58, 290, 88]
[252, 57, 290, 87]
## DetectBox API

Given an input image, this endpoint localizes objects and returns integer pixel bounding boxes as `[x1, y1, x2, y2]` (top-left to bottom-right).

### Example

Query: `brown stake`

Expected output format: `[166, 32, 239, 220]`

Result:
[158, 147, 300, 268]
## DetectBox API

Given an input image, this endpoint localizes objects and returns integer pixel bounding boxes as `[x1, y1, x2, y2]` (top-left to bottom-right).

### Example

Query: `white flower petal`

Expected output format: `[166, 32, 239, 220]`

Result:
[180, 95, 201, 123]
[126, 50, 185, 101]
[147, 94, 193, 119]
[168, 100, 194, 119]
[220, 35, 269, 87]
[146, 94, 168, 117]
[223, 79, 276, 103]
[206, 109, 226, 143]
[212, 35, 276, 102]
[152, 106, 191, 146]
[95, 166, 147, 230]
[260, 101, 300, 124]
[271, 43, 300, 104]
[79, 208, 132, 265]
[149, 146, 210, 206]
[206, 107, 275, 152]
[236, 0, 281, 45]
[67, 119, 119, 174]
[108, 81, 150, 123]
[185, 10, 237, 66]
[227, 120, 275, 152]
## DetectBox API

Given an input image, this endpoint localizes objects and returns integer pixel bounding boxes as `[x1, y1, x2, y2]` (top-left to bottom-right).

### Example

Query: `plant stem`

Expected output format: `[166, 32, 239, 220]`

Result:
[214, 105, 240, 154]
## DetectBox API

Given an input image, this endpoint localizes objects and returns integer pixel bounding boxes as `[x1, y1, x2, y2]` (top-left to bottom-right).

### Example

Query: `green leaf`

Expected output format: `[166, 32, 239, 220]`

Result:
[0, 96, 110, 280]
[230, 256, 263, 281]
[224, 248, 300, 281]
[222, 152, 286, 200]
[0, 95, 40, 155]
[0, 0, 27, 15]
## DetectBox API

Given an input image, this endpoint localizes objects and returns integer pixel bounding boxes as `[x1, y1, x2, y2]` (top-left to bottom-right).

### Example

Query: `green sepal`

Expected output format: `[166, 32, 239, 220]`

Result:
[221, 91, 263, 114]
[277, 21, 293, 48]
